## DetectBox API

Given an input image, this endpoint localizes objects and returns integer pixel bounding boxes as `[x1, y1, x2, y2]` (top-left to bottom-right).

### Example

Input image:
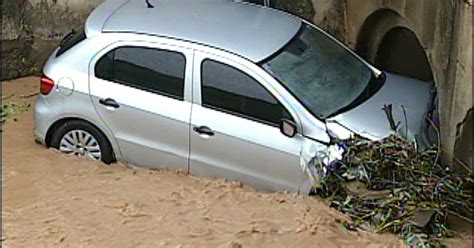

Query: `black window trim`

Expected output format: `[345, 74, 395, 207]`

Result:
[200, 58, 294, 128]
[94, 45, 187, 101]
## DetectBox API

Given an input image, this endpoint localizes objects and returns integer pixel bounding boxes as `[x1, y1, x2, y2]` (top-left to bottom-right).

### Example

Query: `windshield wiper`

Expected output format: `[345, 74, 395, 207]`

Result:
[60, 29, 76, 46]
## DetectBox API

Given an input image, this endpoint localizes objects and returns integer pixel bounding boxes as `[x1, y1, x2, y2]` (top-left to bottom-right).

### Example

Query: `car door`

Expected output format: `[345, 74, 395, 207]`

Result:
[89, 41, 193, 171]
[189, 51, 306, 193]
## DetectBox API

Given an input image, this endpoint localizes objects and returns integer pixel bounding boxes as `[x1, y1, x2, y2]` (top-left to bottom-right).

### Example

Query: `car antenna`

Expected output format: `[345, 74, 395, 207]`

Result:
[145, 0, 155, 8]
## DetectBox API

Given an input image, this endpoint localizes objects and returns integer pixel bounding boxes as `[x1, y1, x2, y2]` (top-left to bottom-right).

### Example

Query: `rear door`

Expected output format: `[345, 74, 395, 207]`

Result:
[89, 41, 193, 171]
[189, 51, 305, 192]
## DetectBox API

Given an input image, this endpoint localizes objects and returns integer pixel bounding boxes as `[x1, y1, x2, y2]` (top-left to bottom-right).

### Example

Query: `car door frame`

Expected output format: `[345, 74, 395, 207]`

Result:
[192, 49, 303, 129]
[88, 35, 195, 171]
[190, 48, 311, 192]
[89, 37, 195, 103]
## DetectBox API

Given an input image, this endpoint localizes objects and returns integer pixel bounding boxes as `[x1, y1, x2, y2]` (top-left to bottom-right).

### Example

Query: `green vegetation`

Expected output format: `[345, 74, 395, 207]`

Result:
[315, 135, 473, 247]
[1, 93, 32, 125]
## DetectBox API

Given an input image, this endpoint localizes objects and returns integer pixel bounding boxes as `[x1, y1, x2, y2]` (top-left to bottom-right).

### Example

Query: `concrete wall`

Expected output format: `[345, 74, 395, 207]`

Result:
[267, 0, 472, 168]
[2, 0, 472, 168]
[334, 0, 472, 169]
[272, 0, 472, 168]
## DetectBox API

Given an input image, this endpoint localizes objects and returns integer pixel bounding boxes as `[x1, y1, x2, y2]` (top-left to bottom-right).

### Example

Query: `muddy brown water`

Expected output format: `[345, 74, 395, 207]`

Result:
[2, 77, 471, 247]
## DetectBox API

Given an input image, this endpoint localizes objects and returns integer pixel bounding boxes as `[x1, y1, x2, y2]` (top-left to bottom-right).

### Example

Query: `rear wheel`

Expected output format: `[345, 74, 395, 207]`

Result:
[51, 120, 115, 164]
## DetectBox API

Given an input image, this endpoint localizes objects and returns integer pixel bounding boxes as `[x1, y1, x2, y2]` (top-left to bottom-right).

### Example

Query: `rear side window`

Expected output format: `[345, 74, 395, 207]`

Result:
[56, 30, 87, 57]
[95, 46, 186, 100]
[201, 59, 291, 126]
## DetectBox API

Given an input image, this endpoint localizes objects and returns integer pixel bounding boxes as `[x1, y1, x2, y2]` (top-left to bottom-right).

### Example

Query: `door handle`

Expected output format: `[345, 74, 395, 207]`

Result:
[99, 98, 120, 109]
[193, 126, 215, 137]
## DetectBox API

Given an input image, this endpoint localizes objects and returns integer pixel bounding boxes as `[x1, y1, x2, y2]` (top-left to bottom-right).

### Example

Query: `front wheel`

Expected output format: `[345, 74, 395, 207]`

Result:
[50, 120, 115, 164]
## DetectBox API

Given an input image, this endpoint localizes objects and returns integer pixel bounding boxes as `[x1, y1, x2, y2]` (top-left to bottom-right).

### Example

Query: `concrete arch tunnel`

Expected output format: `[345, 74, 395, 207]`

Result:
[353, 7, 471, 169]
[355, 9, 434, 83]
[374, 27, 434, 82]
[354, 9, 441, 148]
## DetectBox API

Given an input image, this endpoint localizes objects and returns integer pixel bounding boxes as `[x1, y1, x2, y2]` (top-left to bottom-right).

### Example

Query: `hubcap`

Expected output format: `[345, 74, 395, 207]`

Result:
[59, 130, 101, 161]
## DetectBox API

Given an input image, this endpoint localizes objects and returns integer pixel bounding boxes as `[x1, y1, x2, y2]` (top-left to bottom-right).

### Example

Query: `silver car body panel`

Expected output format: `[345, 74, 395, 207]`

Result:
[190, 50, 311, 192]
[35, 48, 124, 160]
[90, 0, 301, 62]
[85, 0, 129, 37]
[327, 73, 432, 143]
[88, 39, 194, 171]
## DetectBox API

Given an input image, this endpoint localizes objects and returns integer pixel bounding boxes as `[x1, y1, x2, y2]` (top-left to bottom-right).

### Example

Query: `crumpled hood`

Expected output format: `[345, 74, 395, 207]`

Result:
[327, 72, 433, 141]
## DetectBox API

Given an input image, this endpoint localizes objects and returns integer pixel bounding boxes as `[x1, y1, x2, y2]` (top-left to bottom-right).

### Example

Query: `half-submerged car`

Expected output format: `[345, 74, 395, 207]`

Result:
[35, 0, 436, 194]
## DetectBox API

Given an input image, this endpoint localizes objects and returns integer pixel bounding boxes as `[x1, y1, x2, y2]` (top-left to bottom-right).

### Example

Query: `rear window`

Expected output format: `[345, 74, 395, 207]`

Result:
[95, 46, 186, 100]
[56, 30, 86, 57]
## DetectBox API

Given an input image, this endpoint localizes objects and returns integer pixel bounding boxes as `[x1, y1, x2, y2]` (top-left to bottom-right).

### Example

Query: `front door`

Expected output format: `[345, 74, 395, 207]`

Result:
[189, 52, 305, 192]
[89, 42, 193, 171]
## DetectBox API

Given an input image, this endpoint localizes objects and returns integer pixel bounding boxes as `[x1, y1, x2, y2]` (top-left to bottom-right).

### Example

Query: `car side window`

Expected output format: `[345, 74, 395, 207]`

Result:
[95, 46, 186, 100]
[201, 59, 292, 127]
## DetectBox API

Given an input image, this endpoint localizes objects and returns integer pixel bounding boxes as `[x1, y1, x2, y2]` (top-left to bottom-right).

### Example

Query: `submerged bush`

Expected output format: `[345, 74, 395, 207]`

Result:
[314, 135, 473, 247]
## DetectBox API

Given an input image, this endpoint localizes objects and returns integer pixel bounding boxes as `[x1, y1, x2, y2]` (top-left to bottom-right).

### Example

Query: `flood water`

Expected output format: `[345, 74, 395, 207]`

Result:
[2, 77, 470, 247]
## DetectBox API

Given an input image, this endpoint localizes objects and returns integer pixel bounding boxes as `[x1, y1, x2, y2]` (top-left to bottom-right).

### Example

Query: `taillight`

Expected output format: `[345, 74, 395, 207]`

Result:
[40, 75, 55, 95]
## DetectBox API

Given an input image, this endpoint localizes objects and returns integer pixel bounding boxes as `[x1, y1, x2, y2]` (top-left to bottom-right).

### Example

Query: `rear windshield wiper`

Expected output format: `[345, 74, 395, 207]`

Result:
[60, 29, 76, 46]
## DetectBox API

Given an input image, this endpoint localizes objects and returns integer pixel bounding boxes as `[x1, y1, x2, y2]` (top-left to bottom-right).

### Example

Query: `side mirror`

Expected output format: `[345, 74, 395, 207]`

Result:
[280, 119, 297, 138]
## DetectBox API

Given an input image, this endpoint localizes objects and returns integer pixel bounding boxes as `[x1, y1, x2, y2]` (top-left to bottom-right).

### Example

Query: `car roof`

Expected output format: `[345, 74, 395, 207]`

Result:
[86, 0, 302, 62]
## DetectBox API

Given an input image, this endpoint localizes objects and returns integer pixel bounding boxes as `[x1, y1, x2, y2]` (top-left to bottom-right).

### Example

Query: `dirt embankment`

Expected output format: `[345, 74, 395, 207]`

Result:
[2, 77, 471, 247]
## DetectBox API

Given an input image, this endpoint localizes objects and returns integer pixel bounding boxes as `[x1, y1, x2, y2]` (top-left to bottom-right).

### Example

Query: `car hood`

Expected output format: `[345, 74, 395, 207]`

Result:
[327, 72, 433, 141]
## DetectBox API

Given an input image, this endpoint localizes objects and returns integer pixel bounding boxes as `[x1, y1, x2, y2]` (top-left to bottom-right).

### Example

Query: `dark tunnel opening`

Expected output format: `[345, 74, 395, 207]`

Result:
[374, 27, 434, 82]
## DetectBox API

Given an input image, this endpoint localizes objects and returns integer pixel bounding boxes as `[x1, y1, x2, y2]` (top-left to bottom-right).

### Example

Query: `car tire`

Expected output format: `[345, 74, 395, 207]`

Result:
[50, 120, 115, 164]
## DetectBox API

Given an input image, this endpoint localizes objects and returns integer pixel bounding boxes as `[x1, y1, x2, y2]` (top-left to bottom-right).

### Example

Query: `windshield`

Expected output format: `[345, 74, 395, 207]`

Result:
[261, 23, 383, 120]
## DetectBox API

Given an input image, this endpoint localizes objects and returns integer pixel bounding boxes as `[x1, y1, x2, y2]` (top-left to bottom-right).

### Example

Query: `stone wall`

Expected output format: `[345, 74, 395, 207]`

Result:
[1, 0, 103, 79]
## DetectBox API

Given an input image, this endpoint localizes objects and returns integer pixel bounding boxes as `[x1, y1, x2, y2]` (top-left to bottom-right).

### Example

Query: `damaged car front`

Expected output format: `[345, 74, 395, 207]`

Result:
[261, 22, 438, 191]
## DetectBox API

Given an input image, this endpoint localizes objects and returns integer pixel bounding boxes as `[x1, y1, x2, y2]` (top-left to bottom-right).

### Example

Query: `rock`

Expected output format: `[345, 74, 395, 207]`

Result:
[345, 181, 390, 200]
[411, 210, 435, 229]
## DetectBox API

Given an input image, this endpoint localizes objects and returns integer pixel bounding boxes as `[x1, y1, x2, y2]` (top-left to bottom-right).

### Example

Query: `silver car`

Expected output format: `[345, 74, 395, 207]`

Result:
[34, 0, 436, 194]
